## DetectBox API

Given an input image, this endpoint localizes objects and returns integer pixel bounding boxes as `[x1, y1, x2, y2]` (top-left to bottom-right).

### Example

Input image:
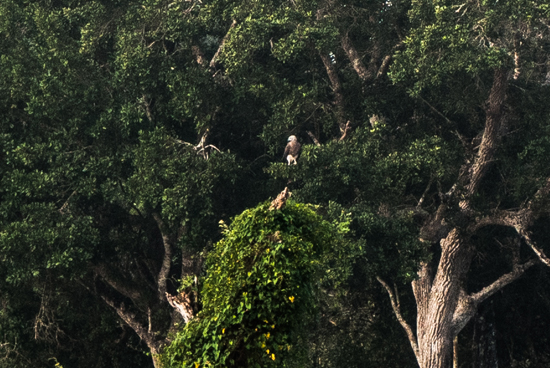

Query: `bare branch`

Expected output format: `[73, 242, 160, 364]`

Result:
[471, 258, 538, 304]
[376, 54, 392, 79]
[471, 177, 550, 232]
[513, 32, 521, 80]
[172, 138, 193, 147]
[377, 276, 419, 360]
[58, 190, 76, 215]
[319, 51, 347, 131]
[148, 307, 152, 334]
[338, 121, 351, 141]
[418, 95, 454, 125]
[142, 94, 154, 122]
[0, 339, 32, 365]
[469, 209, 519, 232]
[453, 336, 459, 368]
[203, 144, 221, 153]
[451, 257, 537, 335]
[173, 130, 220, 160]
[34, 294, 66, 346]
[417, 177, 433, 209]
[375, 41, 403, 79]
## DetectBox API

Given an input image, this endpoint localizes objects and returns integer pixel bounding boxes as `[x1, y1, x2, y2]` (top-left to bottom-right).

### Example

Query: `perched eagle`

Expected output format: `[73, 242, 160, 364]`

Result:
[283, 135, 301, 165]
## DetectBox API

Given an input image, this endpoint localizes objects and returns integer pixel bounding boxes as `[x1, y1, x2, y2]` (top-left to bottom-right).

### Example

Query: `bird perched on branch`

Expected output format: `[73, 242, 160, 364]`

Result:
[283, 135, 301, 165]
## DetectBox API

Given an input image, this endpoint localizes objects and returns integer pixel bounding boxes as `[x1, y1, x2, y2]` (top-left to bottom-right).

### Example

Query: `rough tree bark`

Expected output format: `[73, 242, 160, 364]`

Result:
[380, 69, 550, 368]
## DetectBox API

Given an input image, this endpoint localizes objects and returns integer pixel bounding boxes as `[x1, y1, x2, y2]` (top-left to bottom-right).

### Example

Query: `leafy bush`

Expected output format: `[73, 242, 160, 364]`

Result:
[162, 200, 342, 368]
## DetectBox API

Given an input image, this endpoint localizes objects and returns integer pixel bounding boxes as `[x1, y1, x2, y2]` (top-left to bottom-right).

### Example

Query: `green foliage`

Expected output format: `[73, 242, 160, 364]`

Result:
[126, 127, 239, 234]
[267, 125, 450, 283]
[391, 0, 549, 94]
[163, 200, 344, 368]
[1, 0, 549, 366]
[269, 124, 457, 202]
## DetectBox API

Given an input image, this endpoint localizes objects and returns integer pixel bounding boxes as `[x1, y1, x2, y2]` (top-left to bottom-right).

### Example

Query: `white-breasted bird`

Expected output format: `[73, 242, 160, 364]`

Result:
[283, 135, 301, 165]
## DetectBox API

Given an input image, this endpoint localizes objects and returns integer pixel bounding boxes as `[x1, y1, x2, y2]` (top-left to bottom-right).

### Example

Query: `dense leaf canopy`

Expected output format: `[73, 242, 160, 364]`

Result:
[1, 0, 550, 367]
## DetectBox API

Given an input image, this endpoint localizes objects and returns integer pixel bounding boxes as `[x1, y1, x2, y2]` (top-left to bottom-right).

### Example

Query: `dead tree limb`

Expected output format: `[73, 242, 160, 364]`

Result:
[270, 187, 291, 211]
[338, 121, 351, 141]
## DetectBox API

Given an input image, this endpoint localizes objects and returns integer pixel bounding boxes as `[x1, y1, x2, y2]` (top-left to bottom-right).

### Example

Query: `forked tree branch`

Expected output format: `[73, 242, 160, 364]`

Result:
[338, 121, 351, 141]
[341, 34, 402, 82]
[471, 176, 550, 232]
[377, 276, 419, 360]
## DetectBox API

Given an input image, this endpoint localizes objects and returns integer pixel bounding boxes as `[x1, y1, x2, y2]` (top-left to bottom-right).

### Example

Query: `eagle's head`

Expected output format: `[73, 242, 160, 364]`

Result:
[288, 135, 297, 142]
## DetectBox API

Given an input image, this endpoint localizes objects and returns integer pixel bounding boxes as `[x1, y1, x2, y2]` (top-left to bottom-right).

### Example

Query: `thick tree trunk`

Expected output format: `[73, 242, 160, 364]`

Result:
[380, 68, 547, 368]
[414, 229, 474, 368]
[410, 69, 510, 368]
[387, 244, 536, 368]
